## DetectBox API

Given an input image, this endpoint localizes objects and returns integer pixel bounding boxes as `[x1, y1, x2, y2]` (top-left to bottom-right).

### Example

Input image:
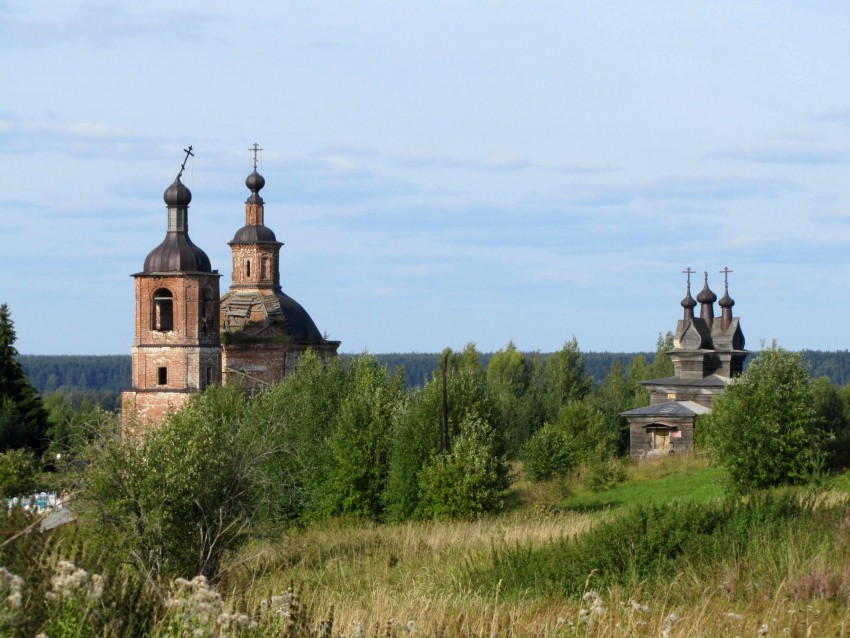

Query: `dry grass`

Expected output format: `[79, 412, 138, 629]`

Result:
[222, 510, 596, 636]
[228, 509, 595, 586]
[224, 561, 850, 637]
[217, 463, 850, 637]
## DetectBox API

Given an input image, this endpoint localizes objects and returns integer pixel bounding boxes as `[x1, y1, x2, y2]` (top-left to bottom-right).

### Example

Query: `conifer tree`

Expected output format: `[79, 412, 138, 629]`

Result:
[0, 304, 49, 454]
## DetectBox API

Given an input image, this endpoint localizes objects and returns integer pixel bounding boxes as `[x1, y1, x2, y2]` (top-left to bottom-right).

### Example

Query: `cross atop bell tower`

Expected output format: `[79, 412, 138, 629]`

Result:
[249, 142, 262, 171]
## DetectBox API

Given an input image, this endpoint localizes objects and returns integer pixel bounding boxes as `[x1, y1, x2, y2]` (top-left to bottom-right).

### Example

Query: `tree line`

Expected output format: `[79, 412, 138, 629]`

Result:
[19, 350, 850, 399]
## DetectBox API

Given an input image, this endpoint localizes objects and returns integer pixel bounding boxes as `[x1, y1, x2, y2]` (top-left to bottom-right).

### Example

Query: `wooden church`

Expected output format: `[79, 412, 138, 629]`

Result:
[622, 269, 749, 459]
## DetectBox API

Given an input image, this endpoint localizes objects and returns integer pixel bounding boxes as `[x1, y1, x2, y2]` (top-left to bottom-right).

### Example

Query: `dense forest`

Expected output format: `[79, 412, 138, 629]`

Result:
[18, 349, 850, 400]
[17, 352, 646, 397]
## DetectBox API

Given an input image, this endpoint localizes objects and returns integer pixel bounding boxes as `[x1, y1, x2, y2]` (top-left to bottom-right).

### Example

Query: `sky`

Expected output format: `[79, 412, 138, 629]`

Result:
[2, 1, 850, 356]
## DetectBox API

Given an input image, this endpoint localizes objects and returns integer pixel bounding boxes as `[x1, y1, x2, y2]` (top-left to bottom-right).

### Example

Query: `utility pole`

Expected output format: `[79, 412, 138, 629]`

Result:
[441, 351, 449, 458]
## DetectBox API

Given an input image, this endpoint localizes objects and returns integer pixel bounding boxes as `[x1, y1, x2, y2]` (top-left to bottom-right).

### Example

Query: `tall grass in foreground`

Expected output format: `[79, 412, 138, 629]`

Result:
[7, 457, 850, 636]
[473, 491, 826, 598]
[217, 489, 850, 637]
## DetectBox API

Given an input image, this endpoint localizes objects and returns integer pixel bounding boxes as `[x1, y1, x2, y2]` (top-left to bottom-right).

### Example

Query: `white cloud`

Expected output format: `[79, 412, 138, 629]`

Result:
[706, 144, 850, 165]
[0, 2, 219, 48]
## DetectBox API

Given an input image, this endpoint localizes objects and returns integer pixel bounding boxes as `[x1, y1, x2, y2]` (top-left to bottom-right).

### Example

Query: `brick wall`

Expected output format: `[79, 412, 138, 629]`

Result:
[222, 341, 339, 390]
[122, 271, 222, 435]
[230, 245, 279, 288]
[121, 390, 193, 437]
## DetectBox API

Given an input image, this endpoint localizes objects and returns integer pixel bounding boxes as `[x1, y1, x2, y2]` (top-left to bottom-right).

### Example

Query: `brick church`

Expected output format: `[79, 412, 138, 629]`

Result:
[622, 269, 749, 459]
[121, 148, 339, 433]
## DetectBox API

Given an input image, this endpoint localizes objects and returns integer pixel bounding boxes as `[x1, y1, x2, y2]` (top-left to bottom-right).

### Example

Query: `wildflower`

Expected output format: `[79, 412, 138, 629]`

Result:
[629, 599, 651, 613]
[661, 611, 682, 638]
[726, 612, 743, 622]
[582, 589, 606, 615]
[758, 623, 769, 636]
[216, 611, 250, 629]
[46, 560, 104, 602]
[163, 574, 225, 630]
[578, 608, 591, 629]
[0, 567, 24, 610]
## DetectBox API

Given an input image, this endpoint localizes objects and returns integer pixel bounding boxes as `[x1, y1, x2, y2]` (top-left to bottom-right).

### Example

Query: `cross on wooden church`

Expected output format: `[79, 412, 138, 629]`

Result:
[177, 145, 194, 179]
[682, 267, 695, 290]
[249, 142, 263, 171]
[720, 266, 733, 288]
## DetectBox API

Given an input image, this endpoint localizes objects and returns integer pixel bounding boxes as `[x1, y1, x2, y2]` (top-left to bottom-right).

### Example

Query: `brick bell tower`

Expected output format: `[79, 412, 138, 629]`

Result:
[121, 147, 222, 435]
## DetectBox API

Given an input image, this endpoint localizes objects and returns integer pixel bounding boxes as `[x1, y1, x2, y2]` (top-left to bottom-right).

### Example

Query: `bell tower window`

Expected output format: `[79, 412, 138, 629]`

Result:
[152, 289, 173, 331]
[157, 367, 167, 385]
[245, 260, 251, 278]
[261, 256, 269, 280]
[200, 288, 215, 336]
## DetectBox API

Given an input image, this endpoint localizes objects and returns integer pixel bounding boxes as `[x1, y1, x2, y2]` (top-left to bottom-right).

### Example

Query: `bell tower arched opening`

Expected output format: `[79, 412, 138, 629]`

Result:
[152, 288, 173, 331]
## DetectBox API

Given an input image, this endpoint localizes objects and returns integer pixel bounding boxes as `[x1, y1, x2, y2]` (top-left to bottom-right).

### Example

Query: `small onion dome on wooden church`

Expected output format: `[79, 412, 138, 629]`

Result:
[143, 171, 212, 274]
[681, 283, 697, 322]
[696, 273, 717, 305]
[719, 267, 735, 331]
[718, 286, 734, 310]
[696, 271, 717, 328]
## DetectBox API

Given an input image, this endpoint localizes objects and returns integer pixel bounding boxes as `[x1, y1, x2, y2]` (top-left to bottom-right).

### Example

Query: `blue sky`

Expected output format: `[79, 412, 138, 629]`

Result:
[2, 1, 850, 355]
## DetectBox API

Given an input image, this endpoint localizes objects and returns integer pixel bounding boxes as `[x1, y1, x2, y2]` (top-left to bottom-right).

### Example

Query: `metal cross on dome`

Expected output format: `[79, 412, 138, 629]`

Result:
[720, 266, 733, 288]
[682, 267, 695, 289]
[249, 142, 263, 171]
[177, 145, 194, 179]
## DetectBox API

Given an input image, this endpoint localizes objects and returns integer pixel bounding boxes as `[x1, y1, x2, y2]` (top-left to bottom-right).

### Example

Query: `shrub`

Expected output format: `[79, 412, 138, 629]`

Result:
[317, 355, 405, 520]
[581, 454, 626, 493]
[417, 412, 510, 519]
[249, 350, 347, 524]
[78, 385, 261, 580]
[520, 401, 617, 483]
[521, 422, 577, 481]
[703, 342, 822, 491]
[384, 344, 497, 522]
[0, 447, 39, 498]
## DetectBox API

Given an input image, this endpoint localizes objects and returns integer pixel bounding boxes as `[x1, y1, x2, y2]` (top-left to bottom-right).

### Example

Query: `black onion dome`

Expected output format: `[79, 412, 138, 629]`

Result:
[246, 170, 265, 204]
[719, 289, 735, 308]
[681, 290, 697, 310]
[246, 170, 265, 192]
[697, 278, 717, 304]
[231, 224, 278, 243]
[164, 175, 192, 207]
[277, 291, 323, 343]
[143, 234, 212, 273]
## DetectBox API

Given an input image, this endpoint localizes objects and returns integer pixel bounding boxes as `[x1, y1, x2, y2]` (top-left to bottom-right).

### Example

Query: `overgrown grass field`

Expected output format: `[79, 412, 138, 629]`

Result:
[209, 456, 850, 636]
[7, 455, 850, 636]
